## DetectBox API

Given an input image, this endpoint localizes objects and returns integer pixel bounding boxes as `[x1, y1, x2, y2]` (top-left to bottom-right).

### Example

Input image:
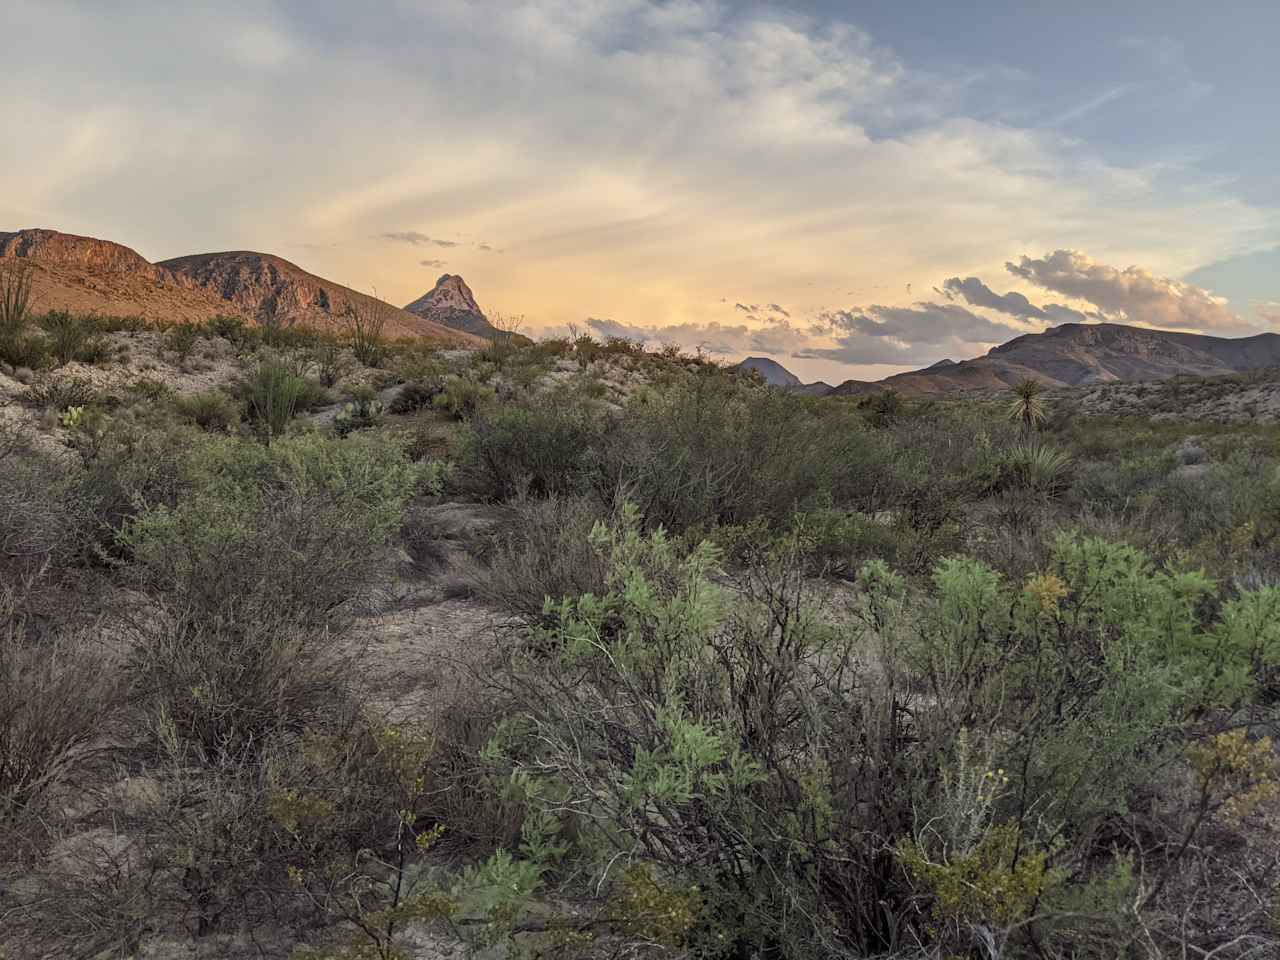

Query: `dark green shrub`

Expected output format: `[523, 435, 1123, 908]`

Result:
[389, 378, 442, 414]
[433, 376, 495, 421]
[174, 390, 241, 433]
[206, 313, 248, 343]
[456, 391, 609, 500]
[164, 322, 202, 365]
[235, 360, 307, 440]
[597, 372, 866, 532]
[37, 310, 93, 367]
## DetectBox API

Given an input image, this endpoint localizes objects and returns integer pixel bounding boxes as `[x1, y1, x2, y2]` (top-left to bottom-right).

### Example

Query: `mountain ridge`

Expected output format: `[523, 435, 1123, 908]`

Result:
[1, 228, 483, 345]
[829, 322, 1280, 396]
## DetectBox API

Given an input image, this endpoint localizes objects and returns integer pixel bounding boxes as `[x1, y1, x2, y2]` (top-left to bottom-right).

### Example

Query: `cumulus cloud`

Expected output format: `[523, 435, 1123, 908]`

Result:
[1006, 249, 1247, 333]
[942, 276, 1047, 319]
[799, 301, 1025, 365]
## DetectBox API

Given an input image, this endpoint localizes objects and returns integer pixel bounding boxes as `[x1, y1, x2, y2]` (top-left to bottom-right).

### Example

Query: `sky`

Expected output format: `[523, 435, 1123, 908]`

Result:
[2, 0, 1277, 384]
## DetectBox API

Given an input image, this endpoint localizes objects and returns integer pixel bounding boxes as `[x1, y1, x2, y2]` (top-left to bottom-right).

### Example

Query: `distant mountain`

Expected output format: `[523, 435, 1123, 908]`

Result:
[161, 252, 483, 344]
[733, 356, 801, 387]
[0, 228, 484, 345]
[404, 274, 499, 339]
[830, 322, 1280, 396]
[731, 356, 834, 396]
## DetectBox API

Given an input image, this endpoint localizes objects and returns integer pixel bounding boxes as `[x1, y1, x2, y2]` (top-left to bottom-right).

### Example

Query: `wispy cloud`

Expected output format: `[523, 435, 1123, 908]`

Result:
[379, 231, 461, 248]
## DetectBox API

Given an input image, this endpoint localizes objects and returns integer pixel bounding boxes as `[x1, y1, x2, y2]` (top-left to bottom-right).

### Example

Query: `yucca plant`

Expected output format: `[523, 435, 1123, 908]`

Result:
[1007, 378, 1047, 433]
[999, 440, 1073, 497]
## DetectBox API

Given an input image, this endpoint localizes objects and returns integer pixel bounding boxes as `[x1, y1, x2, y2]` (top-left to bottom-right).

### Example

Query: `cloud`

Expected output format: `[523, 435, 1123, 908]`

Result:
[942, 276, 1047, 319]
[798, 301, 1024, 365]
[419, 258, 447, 268]
[0, 1, 1273, 373]
[586, 316, 806, 356]
[1256, 302, 1280, 327]
[379, 231, 461, 248]
[1006, 249, 1247, 333]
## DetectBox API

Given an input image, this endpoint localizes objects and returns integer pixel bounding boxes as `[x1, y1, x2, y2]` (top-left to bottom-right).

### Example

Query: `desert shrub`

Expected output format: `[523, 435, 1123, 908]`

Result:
[388, 378, 443, 414]
[164, 321, 203, 364]
[333, 384, 384, 436]
[0, 331, 48, 369]
[474, 495, 613, 619]
[455, 390, 610, 500]
[24, 375, 99, 410]
[861, 387, 903, 428]
[38, 310, 94, 366]
[0, 612, 121, 836]
[476, 506, 1275, 958]
[121, 431, 424, 629]
[206, 313, 248, 343]
[597, 372, 867, 533]
[0, 438, 93, 602]
[174, 389, 241, 433]
[433, 376, 495, 421]
[308, 336, 350, 387]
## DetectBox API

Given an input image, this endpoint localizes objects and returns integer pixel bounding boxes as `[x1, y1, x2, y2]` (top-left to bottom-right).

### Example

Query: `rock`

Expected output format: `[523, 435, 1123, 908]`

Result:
[14, 366, 33, 384]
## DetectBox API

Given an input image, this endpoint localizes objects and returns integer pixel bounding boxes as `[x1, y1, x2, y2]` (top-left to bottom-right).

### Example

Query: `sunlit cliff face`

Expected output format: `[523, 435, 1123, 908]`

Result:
[2, 1, 1276, 383]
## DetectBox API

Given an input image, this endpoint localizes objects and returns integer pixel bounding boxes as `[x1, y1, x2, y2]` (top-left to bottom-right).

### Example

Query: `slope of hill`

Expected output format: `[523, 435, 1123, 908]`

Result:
[404, 274, 498, 338]
[733, 356, 801, 387]
[0, 228, 246, 324]
[831, 322, 1280, 396]
[162, 253, 484, 344]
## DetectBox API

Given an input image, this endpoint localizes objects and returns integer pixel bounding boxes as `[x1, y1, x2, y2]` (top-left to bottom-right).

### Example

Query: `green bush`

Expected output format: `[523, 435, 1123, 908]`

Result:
[597, 372, 867, 532]
[478, 507, 1274, 958]
[164, 321, 203, 365]
[388, 378, 443, 414]
[433, 376, 495, 421]
[237, 361, 313, 439]
[456, 391, 610, 500]
[174, 389, 241, 433]
[38, 310, 93, 366]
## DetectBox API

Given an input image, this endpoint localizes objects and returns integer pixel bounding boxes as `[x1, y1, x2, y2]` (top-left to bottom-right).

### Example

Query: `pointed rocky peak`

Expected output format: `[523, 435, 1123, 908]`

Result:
[403, 274, 498, 339]
[406, 274, 482, 315]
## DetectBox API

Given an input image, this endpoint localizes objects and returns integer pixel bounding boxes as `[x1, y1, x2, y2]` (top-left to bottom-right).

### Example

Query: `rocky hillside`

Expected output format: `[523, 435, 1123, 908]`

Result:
[161, 252, 483, 344]
[1, 228, 483, 345]
[832, 322, 1280, 396]
[0, 228, 243, 324]
[404, 274, 499, 339]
